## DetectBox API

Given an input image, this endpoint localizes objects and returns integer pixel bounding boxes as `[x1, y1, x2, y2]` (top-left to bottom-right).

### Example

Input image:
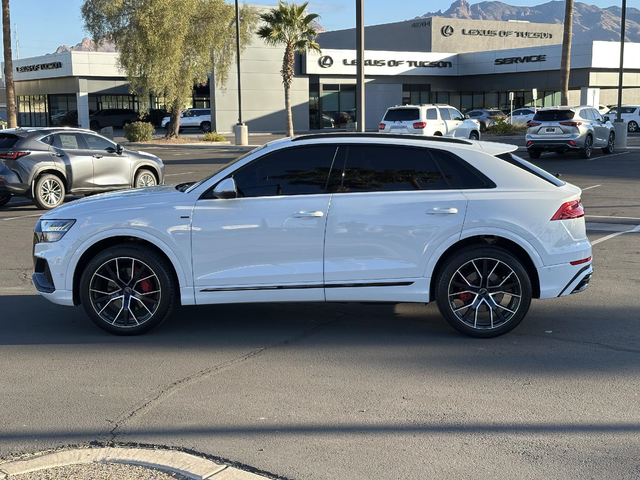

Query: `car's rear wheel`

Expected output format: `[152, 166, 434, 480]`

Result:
[579, 135, 593, 159]
[435, 246, 532, 338]
[32, 174, 65, 210]
[90, 120, 100, 131]
[602, 132, 615, 154]
[0, 193, 11, 208]
[201, 121, 212, 133]
[469, 131, 480, 141]
[528, 149, 541, 159]
[628, 121, 638, 133]
[79, 245, 176, 335]
[135, 169, 157, 188]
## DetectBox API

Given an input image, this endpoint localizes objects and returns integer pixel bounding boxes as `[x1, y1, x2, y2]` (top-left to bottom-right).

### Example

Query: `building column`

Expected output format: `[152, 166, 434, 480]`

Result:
[580, 87, 600, 108]
[76, 79, 90, 129]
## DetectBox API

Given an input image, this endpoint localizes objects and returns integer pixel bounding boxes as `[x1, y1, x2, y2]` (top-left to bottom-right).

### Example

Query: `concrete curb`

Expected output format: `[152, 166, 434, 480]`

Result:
[124, 142, 249, 149]
[0, 447, 269, 480]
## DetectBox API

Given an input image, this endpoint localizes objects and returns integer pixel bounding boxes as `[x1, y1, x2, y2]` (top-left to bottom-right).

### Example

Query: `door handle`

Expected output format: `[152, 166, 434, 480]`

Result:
[92, 154, 103, 159]
[427, 207, 458, 215]
[53, 153, 63, 157]
[293, 211, 324, 218]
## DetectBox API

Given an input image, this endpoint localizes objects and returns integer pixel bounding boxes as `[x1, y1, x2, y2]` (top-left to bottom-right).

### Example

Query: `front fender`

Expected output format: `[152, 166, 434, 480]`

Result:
[131, 161, 164, 185]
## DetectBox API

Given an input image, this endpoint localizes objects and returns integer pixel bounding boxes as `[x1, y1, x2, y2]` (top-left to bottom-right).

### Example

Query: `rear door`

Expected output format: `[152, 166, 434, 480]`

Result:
[80, 133, 131, 190]
[51, 132, 94, 193]
[449, 108, 468, 137]
[323, 144, 468, 300]
[382, 108, 420, 134]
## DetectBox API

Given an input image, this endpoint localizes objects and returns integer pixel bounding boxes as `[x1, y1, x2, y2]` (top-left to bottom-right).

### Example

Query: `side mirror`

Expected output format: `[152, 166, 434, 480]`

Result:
[213, 177, 237, 199]
[603, 116, 610, 122]
[116, 144, 123, 155]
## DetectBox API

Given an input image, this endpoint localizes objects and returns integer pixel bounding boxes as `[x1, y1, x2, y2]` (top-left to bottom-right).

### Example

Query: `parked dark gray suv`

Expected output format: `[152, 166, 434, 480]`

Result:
[0, 127, 164, 209]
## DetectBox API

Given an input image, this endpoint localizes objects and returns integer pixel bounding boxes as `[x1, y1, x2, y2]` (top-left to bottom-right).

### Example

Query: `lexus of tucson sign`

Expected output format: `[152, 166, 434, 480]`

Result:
[441, 25, 554, 39]
[306, 49, 456, 76]
[16, 61, 62, 73]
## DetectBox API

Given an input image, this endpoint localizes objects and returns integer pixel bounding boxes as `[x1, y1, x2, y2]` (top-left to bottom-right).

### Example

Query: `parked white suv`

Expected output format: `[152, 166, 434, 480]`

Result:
[379, 104, 481, 140]
[605, 105, 640, 132]
[33, 133, 592, 338]
[161, 108, 212, 132]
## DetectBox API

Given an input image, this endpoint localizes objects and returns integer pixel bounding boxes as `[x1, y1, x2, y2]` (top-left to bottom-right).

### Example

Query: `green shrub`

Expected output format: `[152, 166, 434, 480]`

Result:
[486, 116, 528, 135]
[124, 121, 154, 142]
[201, 131, 227, 142]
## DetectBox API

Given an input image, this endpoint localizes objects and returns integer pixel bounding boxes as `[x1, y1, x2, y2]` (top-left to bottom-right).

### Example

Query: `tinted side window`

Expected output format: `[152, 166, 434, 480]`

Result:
[426, 108, 438, 120]
[438, 108, 451, 120]
[580, 109, 593, 120]
[430, 149, 493, 189]
[467, 111, 481, 117]
[83, 134, 115, 151]
[384, 109, 420, 121]
[592, 110, 603, 122]
[449, 108, 464, 121]
[53, 133, 84, 150]
[232, 146, 338, 198]
[338, 145, 448, 192]
[0, 134, 20, 149]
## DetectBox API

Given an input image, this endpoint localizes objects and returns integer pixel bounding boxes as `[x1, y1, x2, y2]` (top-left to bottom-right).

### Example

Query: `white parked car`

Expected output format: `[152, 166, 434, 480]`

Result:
[605, 106, 640, 132]
[33, 133, 592, 338]
[379, 104, 481, 140]
[507, 108, 536, 126]
[161, 108, 212, 132]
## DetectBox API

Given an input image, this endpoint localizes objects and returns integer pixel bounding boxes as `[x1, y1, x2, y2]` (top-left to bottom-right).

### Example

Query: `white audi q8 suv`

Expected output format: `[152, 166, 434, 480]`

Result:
[33, 134, 593, 338]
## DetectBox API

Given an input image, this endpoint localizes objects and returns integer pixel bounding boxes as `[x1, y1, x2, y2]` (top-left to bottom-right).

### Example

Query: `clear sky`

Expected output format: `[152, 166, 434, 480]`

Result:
[11, 0, 640, 58]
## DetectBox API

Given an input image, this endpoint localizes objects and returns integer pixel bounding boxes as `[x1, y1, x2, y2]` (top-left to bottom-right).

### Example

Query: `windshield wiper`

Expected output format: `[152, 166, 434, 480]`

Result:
[175, 181, 195, 192]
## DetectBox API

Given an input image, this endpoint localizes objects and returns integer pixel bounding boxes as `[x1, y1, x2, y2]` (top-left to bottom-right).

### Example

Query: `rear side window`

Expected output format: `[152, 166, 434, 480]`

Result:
[231, 145, 338, 197]
[496, 152, 565, 187]
[383, 108, 420, 122]
[580, 109, 593, 120]
[438, 108, 451, 120]
[52, 133, 85, 150]
[426, 108, 438, 120]
[430, 149, 494, 189]
[533, 110, 575, 122]
[0, 134, 19, 149]
[338, 145, 449, 192]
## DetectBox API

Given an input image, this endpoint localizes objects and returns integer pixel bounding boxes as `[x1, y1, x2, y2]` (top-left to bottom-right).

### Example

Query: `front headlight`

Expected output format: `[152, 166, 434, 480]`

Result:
[34, 219, 76, 243]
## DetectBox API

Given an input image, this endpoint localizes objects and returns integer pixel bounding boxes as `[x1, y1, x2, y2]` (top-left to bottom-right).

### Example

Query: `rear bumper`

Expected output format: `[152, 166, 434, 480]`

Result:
[0, 169, 29, 195]
[538, 262, 594, 299]
[525, 139, 583, 151]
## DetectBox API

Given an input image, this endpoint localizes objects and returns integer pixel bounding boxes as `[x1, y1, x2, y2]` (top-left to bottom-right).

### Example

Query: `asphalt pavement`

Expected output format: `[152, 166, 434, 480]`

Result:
[0, 134, 639, 479]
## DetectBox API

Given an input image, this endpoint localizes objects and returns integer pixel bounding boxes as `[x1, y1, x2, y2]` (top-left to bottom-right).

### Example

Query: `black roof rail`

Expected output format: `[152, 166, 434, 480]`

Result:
[292, 132, 472, 145]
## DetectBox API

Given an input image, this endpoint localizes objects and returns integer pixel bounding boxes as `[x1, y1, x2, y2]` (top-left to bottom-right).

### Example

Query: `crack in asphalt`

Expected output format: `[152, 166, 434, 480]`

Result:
[108, 309, 346, 442]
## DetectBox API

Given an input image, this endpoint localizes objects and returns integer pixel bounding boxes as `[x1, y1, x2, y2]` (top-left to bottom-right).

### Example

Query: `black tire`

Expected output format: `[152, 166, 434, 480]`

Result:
[32, 174, 65, 210]
[134, 168, 157, 188]
[469, 131, 480, 141]
[479, 122, 487, 133]
[122, 120, 132, 128]
[579, 135, 593, 159]
[165, 122, 173, 131]
[90, 120, 100, 131]
[602, 132, 615, 154]
[79, 244, 176, 335]
[434, 132, 443, 136]
[628, 121, 638, 133]
[201, 121, 212, 133]
[435, 245, 532, 338]
[528, 149, 541, 159]
[0, 193, 11, 208]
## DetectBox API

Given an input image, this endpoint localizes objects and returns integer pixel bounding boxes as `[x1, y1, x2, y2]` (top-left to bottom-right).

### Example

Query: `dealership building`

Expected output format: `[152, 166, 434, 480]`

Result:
[6, 16, 640, 132]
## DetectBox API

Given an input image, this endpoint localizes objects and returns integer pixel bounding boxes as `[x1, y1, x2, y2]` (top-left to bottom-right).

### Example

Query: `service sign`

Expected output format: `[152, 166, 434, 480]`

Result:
[305, 49, 457, 76]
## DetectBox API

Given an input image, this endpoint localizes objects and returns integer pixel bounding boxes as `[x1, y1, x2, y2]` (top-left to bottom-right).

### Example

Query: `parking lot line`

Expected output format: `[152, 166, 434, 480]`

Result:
[587, 214, 640, 221]
[591, 224, 640, 245]
[165, 172, 195, 177]
[587, 151, 629, 161]
[2, 213, 42, 221]
[582, 184, 601, 190]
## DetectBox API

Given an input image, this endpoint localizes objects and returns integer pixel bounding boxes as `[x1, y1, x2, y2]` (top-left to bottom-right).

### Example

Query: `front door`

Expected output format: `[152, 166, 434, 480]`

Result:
[323, 144, 468, 301]
[80, 133, 131, 190]
[191, 144, 339, 305]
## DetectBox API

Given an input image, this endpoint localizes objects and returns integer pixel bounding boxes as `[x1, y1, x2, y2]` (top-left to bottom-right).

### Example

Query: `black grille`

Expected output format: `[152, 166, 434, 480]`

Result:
[43, 261, 54, 286]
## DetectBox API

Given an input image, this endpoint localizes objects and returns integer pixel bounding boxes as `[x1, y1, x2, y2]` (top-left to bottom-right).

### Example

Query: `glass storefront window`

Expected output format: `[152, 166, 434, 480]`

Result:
[49, 94, 78, 126]
[402, 84, 430, 105]
[17, 95, 49, 127]
[461, 93, 473, 112]
[319, 84, 357, 129]
[485, 92, 499, 109]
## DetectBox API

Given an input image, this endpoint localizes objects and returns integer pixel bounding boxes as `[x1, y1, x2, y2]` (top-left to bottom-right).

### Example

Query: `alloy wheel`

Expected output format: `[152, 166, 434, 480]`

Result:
[41, 179, 63, 207]
[137, 173, 156, 187]
[584, 136, 593, 157]
[89, 257, 161, 328]
[629, 121, 638, 133]
[447, 257, 522, 330]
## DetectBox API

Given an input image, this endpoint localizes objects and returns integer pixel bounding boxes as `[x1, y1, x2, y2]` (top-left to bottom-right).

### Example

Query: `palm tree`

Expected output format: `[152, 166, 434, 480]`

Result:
[257, 1, 320, 137]
[2, 0, 16, 127]
[559, 0, 574, 105]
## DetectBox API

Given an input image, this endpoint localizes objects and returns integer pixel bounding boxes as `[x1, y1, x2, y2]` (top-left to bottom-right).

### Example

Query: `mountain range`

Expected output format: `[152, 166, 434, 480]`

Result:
[419, 0, 640, 44]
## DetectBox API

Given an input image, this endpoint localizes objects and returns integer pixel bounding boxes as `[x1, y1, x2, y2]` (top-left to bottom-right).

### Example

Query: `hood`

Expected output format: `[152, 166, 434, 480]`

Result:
[41, 185, 184, 219]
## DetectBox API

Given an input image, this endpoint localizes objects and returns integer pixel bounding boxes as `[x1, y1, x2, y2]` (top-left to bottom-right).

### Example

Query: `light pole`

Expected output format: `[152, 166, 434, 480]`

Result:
[355, 0, 365, 132]
[234, 0, 248, 145]
[613, 0, 627, 148]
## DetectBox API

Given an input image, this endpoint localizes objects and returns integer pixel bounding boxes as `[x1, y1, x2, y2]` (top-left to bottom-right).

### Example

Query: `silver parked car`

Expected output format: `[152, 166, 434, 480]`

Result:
[0, 127, 164, 209]
[525, 106, 615, 159]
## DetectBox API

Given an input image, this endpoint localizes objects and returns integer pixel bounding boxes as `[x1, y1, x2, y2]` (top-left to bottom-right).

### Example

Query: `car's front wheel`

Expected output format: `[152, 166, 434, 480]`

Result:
[135, 169, 157, 188]
[628, 121, 638, 133]
[32, 174, 65, 210]
[201, 121, 212, 133]
[79, 245, 176, 335]
[528, 149, 541, 159]
[0, 193, 11, 208]
[469, 131, 480, 141]
[90, 120, 100, 131]
[602, 132, 615, 154]
[579, 134, 593, 159]
[435, 246, 532, 338]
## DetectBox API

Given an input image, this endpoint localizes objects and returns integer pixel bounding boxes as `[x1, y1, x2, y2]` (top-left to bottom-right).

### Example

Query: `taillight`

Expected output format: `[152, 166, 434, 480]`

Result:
[413, 121, 427, 129]
[559, 121, 582, 127]
[378, 123, 386, 130]
[551, 200, 585, 221]
[527, 122, 542, 127]
[570, 256, 592, 266]
[0, 151, 30, 160]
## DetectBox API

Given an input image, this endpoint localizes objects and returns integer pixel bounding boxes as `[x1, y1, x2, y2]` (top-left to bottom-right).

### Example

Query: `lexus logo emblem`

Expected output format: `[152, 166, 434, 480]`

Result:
[441, 25, 454, 37]
[318, 55, 334, 68]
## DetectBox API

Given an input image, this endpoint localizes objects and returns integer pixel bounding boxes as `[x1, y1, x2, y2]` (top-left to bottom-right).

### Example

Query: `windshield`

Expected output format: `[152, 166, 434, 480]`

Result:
[184, 146, 262, 193]
[384, 108, 420, 122]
